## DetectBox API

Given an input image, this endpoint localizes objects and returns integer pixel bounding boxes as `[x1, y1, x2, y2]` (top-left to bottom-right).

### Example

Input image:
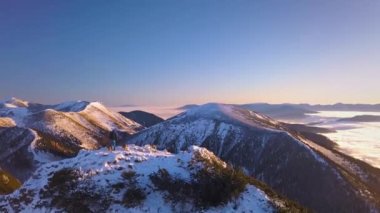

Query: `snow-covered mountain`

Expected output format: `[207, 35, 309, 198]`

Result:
[0, 98, 142, 182]
[0, 145, 304, 212]
[126, 103, 380, 212]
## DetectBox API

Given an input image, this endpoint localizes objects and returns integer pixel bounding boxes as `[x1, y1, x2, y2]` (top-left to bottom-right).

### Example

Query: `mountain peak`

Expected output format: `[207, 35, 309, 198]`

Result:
[184, 103, 230, 117]
[1, 97, 29, 108]
[52, 100, 90, 112]
[181, 103, 279, 130]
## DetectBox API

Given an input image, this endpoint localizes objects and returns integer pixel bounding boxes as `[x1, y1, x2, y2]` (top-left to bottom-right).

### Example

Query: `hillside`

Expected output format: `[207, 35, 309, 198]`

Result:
[127, 103, 379, 212]
[239, 103, 317, 120]
[0, 98, 142, 185]
[0, 145, 305, 212]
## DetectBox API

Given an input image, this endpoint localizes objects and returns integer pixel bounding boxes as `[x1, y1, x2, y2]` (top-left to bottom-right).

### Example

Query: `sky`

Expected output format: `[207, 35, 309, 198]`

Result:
[0, 0, 379, 106]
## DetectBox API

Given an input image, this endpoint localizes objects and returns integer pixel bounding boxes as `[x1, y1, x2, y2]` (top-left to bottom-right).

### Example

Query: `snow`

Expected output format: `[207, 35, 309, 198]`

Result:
[285, 132, 328, 166]
[132, 118, 218, 152]
[1, 145, 274, 213]
[129, 103, 338, 178]
[0, 106, 29, 127]
[2, 97, 29, 108]
[130, 103, 329, 167]
[300, 136, 369, 181]
[0, 98, 140, 134]
[28, 130, 63, 163]
[81, 102, 141, 132]
[53, 100, 89, 112]
[223, 105, 281, 131]
[185, 103, 225, 117]
[4, 103, 18, 108]
[205, 185, 273, 213]
[0, 98, 144, 185]
[1, 98, 141, 151]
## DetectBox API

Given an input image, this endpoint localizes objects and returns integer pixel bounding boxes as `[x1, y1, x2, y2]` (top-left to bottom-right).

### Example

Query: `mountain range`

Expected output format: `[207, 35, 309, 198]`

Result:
[337, 115, 380, 123]
[181, 103, 380, 121]
[0, 98, 379, 212]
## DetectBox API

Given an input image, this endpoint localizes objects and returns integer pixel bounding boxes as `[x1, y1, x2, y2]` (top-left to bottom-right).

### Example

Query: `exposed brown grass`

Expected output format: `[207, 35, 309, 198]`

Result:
[0, 170, 21, 195]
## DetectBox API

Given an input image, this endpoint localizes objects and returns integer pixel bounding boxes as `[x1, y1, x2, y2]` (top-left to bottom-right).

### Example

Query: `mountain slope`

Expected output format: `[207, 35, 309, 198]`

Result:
[119, 110, 164, 127]
[240, 103, 317, 120]
[0, 126, 38, 182]
[0, 98, 142, 185]
[126, 103, 378, 212]
[0, 145, 304, 212]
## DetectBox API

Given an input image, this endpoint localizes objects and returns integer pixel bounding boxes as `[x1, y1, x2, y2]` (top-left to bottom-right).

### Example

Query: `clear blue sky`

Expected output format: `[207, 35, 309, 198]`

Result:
[1, 0, 379, 106]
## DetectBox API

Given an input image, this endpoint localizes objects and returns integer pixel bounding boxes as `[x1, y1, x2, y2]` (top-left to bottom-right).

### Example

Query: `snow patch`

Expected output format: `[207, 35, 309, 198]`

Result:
[1, 145, 275, 212]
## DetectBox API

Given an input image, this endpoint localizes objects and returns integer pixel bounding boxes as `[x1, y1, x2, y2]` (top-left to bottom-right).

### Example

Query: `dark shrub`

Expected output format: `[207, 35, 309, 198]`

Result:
[149, 164, 249, 208]
[47, 168, 82, 189]
[40, 168, 111, 213]
[111, 182, 125, 191]
[149, 168, 171, 189]
[193, 165, 248, 207]
[149, 168, 192, 203]
[123, 187, 146, 207]
[120, 169, 146, 207]
[121, 170, 136, 181]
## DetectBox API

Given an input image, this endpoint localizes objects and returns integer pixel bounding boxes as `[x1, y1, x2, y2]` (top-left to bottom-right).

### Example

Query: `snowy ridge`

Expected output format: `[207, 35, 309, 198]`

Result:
[0, 98, 142, 183]
[127, 103, 373, 212]
[0, 97, 29, 108]
[0, 98, 141, 132]
[52, 100, 89, 112]
[81, 102, 141, 131]
[0, 145, 282, 213]
[183, 103, 280, 131]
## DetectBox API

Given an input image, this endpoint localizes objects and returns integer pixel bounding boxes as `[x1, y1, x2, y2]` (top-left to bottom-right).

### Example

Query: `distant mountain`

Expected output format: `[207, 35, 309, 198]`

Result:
[119, 110, 164, 127]
[239, 103, 317, 120]
[337, 115, 380, 122]
[126, 103, 380, 212]
[0, 145, 304, 212]
[0, 98, 141, 184]
[281, 123, 338, 150]
[280, 122, 335, 134]
[307, 103, 380, 112]
[118, 104, 138, 107]
[239, 103, 380, 114]
[180, 103, 318, 120]
[181, 102, 380, 121]
[0, 97, 29, 108]
[177, 104, 199, 110]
